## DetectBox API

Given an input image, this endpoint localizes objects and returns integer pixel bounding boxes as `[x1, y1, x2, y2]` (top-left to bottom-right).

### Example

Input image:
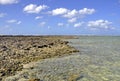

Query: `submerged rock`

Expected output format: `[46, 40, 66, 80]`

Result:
[28, 78, 40, 81]
[0, 36, 78, 80]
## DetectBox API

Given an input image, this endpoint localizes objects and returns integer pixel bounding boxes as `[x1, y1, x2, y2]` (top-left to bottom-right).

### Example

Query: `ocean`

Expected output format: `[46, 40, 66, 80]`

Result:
[68, 36, 120, 81]
[5, 36, 120, 81]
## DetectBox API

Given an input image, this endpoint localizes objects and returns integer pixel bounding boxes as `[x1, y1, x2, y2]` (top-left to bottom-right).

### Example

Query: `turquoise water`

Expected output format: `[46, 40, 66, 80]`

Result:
[68, 36, 120, 81]
[70, 36, 120, 63]
[5, 36, 120, 81]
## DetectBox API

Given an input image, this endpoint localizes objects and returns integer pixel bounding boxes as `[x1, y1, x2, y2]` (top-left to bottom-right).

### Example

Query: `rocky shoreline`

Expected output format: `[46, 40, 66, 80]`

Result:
[0, 36, 79, 81]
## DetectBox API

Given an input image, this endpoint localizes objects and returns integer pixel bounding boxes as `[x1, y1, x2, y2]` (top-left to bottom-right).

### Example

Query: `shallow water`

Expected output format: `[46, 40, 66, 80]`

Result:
[68, 36, 120, 81]
[5, 36, 120, 81]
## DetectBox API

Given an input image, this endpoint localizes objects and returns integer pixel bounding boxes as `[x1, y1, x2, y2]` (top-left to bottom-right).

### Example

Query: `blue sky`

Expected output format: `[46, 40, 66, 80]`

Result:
[0, 0, 120, 35]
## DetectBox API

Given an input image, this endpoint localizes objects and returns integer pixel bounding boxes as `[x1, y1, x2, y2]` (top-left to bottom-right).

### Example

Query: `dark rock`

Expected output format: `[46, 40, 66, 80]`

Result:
[24, 48, 30, 50]
[48, 43, 54, 46]
[37, 45, 43, 48]
[0, 36, 78, 80]
[0, 77, 2, 81]
[28, 78, 41, 81]
[0, 71, 5, 76]
[38, 45, 47, 48]
[0, 46, 8, 51]
[33, 45, 37, 47]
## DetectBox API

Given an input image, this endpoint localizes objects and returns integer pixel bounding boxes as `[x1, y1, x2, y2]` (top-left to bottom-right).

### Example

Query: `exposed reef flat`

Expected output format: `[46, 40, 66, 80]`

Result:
[2, 36, 120, 81]
[0, 36, 79, 81]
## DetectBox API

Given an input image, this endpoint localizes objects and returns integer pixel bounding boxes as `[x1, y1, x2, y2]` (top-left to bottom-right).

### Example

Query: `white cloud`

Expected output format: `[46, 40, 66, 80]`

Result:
[79, 8, 95, 15]
[87, 20, 114, 29]
[68, 18, 77, 23]
[64, 8, 95, 18]
[50, 8, 95, 19]
[39, 22, 46, 27]
[7, 19, 17, 23]
[23, 4, 48, 14]
[0, 0, 18, 5]
[51, 8, 68, 15]
[17, 21, 21, 24]
[58, 23, 64, 27]
[74, 22, 84, 27]
[63, 9, 78, 18]
[7, 19, 21, 24]
[0, 13, 6, 18]
[35, 16, 43, 20]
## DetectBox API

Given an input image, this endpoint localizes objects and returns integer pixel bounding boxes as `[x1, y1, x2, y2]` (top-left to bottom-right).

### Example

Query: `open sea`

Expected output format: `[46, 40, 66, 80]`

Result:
[5, 36, 120, 81]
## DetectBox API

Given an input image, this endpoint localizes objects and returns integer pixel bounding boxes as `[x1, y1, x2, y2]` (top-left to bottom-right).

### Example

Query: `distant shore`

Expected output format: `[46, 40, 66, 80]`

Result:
[0, 36, 79, 81]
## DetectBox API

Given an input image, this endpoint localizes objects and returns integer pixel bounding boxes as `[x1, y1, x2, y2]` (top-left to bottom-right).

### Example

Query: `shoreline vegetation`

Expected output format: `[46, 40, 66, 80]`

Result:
[0, 36, 79, 81]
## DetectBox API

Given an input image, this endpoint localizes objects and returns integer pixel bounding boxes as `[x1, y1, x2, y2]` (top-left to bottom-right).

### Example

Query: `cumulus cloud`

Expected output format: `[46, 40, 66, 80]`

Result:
[79, 8, 95, 15]
[63, 9, 78, 18]
[0, 0, 18, 5]
[64, 8, 95, 18]
[35, 16, 43, 20]
[39, 22, 46, 27]
[87, 20, 114, 30]
[50, 8, 95, 19]
[68, 18, 77, 23]
[58, 23, 64, 27]
[74, 22, 84, 27]
[7, 19, 21, 24]
[0, 13, 6, 18]
[23, 4, 48, 14]
[51, 8, 68, 15]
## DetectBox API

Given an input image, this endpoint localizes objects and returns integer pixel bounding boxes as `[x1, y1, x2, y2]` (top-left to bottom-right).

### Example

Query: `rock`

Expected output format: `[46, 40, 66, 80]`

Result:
[28, 78, 40, 81]
[0, 71, 5, 77]
[32, 45, 37, 47]
[24, 48, 30, 50]
[48, 43, 54, 46]
[0, 46, 8, 51]
[0, 77, 2, 81]
[68, 74, 80, 81]
[38, 45, 47, 48]
[0, 36, 78, 80]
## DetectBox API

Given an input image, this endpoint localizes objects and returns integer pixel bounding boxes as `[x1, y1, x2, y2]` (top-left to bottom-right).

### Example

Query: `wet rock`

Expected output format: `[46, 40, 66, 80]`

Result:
[0, 56, 5, 60]
[38, 45, 47, 48]
[0, 46, 8, 51]
[32, 45, 37, 47]
[0, 71, 5, 77]
[0, 77, 2, 81]
[24, 48, 30, 50]
[48, 43, 54, 46]
[0, 36, 78, 80]
[28, 78, 40, 81]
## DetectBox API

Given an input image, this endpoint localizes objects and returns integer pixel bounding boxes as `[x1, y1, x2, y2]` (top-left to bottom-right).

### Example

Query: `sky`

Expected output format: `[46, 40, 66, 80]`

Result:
[0, 0, 120, 35]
